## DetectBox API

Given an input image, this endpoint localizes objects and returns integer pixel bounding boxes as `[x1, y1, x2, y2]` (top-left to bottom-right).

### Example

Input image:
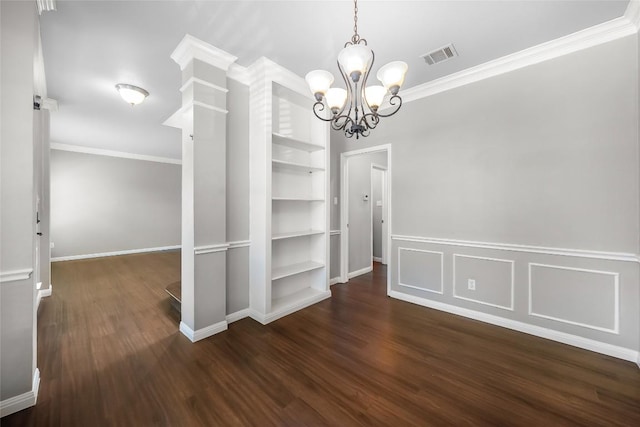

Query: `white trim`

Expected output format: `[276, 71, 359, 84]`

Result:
[193, 100, 228, 115]
[348, 266, 373, 279]
[228, 240, 251, 249]
[391, 234, 639, 263]
[398, 247, 444, 295]
[179, 320, 228, 342]
[452, 254, 515, 311]
[50, 143, 181, 165]
[226, 308, 250, 324]
[373, 257, 383, 263]
[528, 263, 620, 334]
[180, 77, 229, 94]
[330, 277, 342, 286]
[0, 268, 33, 283]
[389, 290, 638, 363]
[51, 245, 180, 262]
[625, 0, 640, 31]
[170, 34, 237, 71]
[34, 26, 47, 98]
[258, 291, 331, 325]
[36, 286, 52, 310]
[391, 15, 637, 109]
[330, 230, 341, 236]
[41, 98, 58, 112]
[0, 369, 40, 417]
[194, 243, 230, 255]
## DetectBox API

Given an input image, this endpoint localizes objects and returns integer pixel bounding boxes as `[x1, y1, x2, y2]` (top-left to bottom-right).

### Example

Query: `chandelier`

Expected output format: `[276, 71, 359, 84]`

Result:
[305, 0, 408, 139]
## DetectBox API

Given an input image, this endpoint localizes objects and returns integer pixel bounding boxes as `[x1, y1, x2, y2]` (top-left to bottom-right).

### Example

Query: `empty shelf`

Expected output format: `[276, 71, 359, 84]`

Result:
[272, 197, 324, 202]
[272, 230, 324, 240]
[272, 133, 324, 152]
[272, 159, 325, 173]
[272, 261, 324, 280]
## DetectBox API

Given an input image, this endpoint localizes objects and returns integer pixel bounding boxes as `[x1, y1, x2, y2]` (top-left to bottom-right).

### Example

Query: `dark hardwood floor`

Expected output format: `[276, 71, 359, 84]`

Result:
[4, 251, 640, 426]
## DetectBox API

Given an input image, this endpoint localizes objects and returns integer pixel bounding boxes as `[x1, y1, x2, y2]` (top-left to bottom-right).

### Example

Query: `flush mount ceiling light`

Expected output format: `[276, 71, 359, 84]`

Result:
[305, 0, 408, 139]
[115, 83, 149, 106]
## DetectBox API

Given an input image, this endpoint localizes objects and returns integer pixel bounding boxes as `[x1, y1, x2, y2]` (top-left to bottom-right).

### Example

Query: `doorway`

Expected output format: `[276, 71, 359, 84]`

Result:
[340, 144, 391, 294]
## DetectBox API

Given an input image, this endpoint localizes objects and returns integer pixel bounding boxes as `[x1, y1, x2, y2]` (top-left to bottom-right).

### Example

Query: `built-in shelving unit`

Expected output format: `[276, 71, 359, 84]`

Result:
[249, 59, 330, 324]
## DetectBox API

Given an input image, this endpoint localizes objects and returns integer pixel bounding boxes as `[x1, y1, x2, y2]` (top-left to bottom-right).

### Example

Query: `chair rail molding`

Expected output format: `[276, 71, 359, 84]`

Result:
[0, 268, 33, 283]
[391, 235, 639, 263]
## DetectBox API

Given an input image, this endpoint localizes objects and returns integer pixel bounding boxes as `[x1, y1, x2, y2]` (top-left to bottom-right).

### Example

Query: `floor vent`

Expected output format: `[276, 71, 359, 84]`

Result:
[421, 44, 458, 65]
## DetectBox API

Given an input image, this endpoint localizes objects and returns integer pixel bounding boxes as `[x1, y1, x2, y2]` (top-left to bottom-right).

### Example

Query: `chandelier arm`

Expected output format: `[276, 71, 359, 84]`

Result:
[360, 112, 379, 130]
[360, 50, 376, 116]
[332, 114, 353, 131]
[375, 95, 403, 118]
[312, 101, 335, 122]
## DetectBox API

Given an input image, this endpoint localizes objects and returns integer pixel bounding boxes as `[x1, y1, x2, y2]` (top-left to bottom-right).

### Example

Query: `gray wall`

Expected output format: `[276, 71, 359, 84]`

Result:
[331, 35, 640, 354]
[50, 150, 181, 258]
[0, 0, 38, 403]
[226, 78, 250, 314]
[347, 151, 387, 274]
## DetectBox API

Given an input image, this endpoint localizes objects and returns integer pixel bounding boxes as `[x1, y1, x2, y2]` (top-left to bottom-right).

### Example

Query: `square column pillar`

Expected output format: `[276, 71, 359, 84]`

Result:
[169, 35, 237, 341]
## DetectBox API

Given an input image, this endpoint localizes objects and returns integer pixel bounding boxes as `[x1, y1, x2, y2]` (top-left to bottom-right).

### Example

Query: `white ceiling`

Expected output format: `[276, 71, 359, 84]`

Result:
[40, 0, 631, 160]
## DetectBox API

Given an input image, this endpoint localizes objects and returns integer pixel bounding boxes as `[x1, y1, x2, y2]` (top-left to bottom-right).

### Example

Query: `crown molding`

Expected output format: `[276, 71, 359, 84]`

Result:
[247, 56, 311, 99]
[170, 34, 238, 71]
[626, 0, 640, 30]
[394, 14, 637, 108]
[50, 143, 182, 165]
[227, 63, 251, 86]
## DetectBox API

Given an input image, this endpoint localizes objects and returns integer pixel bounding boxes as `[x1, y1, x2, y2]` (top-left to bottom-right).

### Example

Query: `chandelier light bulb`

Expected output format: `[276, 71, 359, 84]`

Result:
[325, 88, 348, 114]
[338, 45, 373, 82]
[115, 83, 149, 106]
[376, 61, 408, 95]
[364, 85, 387, 111]
[305, 70, 334, 101]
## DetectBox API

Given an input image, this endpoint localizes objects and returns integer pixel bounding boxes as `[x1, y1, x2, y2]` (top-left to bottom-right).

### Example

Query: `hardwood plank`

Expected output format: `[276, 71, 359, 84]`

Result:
[3, 253, 639, 426]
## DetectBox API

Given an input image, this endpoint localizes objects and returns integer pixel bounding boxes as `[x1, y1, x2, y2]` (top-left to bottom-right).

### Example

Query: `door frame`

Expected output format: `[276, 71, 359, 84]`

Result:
[370, 163, 388, 265]
[339, 144, 392, 294]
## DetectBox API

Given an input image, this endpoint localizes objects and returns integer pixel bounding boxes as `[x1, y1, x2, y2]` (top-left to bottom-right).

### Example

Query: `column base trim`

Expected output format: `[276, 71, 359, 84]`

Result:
[179, 320, 228, 342]
[0, 368, 40, 418]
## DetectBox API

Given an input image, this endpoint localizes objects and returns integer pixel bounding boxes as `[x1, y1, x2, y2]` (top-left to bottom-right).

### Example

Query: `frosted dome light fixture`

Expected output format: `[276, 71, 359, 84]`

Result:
[305, 0, 407, 139]
[115, 83, 149, 106]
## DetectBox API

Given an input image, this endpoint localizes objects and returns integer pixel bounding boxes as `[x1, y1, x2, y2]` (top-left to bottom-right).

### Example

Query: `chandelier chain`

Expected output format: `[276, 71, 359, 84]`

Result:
[352, 0, 359, 44]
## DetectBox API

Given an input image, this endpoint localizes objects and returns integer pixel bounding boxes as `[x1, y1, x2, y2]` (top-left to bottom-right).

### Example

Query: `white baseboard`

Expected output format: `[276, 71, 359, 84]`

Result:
[389, 290, 639, 364]
[179, 320, 228, 342]
[36, 286, 52, 310]
[348, 266, 373, 279]
[330, 277, 342, 286]
[52, 245, 181, 262]
[0, 368, 40, 418]
[226, 308, 250, 324]
[372, 257, 383, 263]
[249, 291, 332, 325]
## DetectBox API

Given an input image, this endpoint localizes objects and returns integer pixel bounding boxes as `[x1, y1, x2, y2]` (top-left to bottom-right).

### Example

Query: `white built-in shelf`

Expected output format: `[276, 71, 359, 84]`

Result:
[272, 260, 324, 281]
[272, 230, 324, 240]
[272, 159, 324, 173]
[271, 287, 327, 314]
[272, 197, 324, 202]
[272, 133, 324, 152]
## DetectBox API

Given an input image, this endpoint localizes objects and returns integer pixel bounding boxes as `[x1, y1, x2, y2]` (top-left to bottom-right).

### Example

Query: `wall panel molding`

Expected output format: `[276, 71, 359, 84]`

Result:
[452, 254, 514, 311]
[397, 247, 444, 294]
[391, 234, 638, 263]
[528, 263, 620, 334]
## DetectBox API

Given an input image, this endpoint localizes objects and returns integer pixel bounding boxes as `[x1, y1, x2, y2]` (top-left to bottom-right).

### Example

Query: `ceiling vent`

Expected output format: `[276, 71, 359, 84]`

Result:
[421, 44, 457, 66]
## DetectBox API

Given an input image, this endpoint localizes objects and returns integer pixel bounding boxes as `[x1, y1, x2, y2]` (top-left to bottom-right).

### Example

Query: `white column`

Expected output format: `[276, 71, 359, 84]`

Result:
[168, 35, 237, 341]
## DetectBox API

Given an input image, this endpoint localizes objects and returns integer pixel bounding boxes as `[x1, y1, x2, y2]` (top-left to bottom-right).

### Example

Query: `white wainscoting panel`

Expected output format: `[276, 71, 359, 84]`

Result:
[528, 263, 619, 334]
[453, 254, 514, 311]
[397, 247, 443, 294]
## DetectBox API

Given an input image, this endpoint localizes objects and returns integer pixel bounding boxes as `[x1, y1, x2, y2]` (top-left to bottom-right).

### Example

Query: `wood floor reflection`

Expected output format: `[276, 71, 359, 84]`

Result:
[4, 252, 640, 426]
